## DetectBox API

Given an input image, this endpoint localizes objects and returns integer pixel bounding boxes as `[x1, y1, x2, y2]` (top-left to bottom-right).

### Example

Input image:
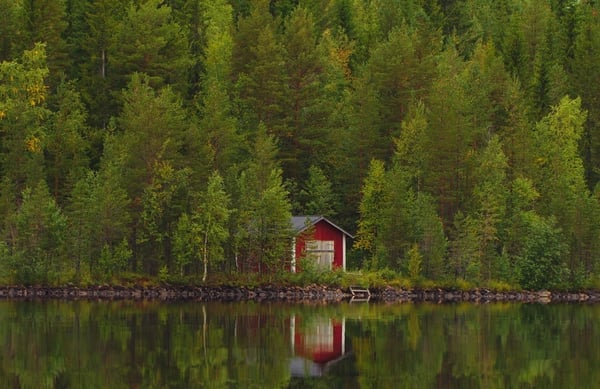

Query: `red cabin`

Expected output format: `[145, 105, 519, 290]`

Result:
[291, 216, 353, 272]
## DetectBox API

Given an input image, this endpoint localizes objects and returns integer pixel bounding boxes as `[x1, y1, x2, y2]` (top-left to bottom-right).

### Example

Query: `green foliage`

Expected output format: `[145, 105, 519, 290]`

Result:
[197, 171, 231, 281]
[407, 244, 423, 281]
[0, 43, 50, 192]
[292, 257, 344, 286]
[299, 165, 337, 217]
[173, 213, 196, 276]
[11, 182, 67, 285]
[0, 0, 599, 289]
[0, 0, 20, 61]
[98, 239, 131, 281]
[236, 127, 293, 274]
[515, 213, 568, 290]
[449, 212, 480, 282]
[46, 81, 90, 204]
[354, 159, 386, 262]
[108, 0, 192, 95]
[17, 0, 69, 90]
[198, 0, 240, 172]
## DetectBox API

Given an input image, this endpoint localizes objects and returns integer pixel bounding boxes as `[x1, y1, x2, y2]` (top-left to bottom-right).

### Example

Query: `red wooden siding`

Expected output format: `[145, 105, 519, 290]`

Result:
[295, 219, 345, 270]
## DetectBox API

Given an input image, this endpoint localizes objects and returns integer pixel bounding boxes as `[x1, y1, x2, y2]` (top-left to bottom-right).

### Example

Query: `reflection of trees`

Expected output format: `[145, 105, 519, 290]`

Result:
[348, 303, 600, 388]
[0, 301, 296, 388]
[0, 302, 599, 387]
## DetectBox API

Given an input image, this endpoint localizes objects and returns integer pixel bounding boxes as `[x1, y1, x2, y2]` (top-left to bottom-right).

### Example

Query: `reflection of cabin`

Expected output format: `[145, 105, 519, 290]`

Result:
[291, 216, 353, 272]
[290, 316, 347, 377]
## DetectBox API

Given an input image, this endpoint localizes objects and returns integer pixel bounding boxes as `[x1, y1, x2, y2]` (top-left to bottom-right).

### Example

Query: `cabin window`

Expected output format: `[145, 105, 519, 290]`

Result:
[306, 240, 334, 269]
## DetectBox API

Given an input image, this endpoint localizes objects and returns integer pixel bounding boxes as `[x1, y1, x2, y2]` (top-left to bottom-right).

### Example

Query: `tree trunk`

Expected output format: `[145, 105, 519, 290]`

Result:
[202, 215, 211, 282]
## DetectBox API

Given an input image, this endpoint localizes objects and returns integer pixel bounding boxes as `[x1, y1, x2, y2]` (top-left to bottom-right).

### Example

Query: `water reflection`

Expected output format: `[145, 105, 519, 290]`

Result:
[0, 301, 599, 388]
[290, 316, 348, 377]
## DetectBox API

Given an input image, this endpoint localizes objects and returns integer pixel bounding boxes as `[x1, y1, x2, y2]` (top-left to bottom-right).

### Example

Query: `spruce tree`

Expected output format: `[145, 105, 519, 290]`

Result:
[235, 126, 292, 274]
[198, 0, 241, 172]
[109, 0, 192, 97]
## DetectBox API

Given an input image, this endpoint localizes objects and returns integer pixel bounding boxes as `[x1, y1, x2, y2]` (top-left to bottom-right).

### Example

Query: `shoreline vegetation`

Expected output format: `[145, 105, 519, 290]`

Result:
[0, 269, 597, 303]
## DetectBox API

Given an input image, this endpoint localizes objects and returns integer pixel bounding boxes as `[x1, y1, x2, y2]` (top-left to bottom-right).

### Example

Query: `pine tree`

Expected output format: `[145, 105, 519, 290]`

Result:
[45, 81, 89, 205]
[18, 0, 70, 90]
[532, 97, 598, 283]
[281, 7, 327, 181]
[422, 44, 469, 224]
[235, 126, 293, 274]
[233, 0, 288, 136]
[571, 1, 600, 186]
[300, 165, 337, 217]
[384, 105, 447, 277]
[66, 171, 95, 280]
[117, 73, 188, 200]
[138, 161, 191, 274]
[313, 28, 355, 227]
[0, 0, 20, 61]
[471, 135, 508, 281]
[114, 73, 189, 273]
[12, 181, 67, 285]
[198, 0, 241, 172]
[109, 0, 192, 97]
[352, 23, 440, 164]
[79, 0, 126, 128]
[354, 159, 387, 269]
[64, 0, 92, 80]
[88, 139, 132, 276]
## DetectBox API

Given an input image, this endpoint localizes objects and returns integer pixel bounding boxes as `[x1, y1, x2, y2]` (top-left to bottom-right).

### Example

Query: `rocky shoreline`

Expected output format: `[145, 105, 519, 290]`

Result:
[0, 285, 598, 303]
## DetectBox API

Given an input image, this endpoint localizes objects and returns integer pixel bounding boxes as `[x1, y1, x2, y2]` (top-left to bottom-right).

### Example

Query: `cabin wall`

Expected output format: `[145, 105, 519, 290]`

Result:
[294, 220, 345, 270]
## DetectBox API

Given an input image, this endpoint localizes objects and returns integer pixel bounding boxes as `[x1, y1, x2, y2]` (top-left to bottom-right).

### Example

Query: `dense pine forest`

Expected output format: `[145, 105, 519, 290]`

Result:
[2, 0, 600, 289]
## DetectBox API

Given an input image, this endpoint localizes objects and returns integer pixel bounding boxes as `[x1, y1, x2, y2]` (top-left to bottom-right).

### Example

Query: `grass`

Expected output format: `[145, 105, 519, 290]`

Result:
[0, 265, 528, 293]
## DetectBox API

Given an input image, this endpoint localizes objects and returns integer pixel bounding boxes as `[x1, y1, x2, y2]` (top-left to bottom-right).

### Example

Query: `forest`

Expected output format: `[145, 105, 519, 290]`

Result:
[1, 0, 600, 289]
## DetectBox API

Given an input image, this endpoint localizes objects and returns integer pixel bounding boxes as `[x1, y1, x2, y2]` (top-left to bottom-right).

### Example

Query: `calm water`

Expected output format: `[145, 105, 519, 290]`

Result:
[0, 300, 598, 388]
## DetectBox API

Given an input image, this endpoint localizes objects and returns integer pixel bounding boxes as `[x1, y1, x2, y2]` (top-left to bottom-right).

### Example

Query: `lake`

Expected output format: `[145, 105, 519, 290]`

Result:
[0, 300, 597, 388]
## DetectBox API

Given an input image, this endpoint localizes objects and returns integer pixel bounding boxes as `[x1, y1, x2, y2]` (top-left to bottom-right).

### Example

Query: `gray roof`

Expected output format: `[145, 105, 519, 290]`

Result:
[291, 215, 354, 238]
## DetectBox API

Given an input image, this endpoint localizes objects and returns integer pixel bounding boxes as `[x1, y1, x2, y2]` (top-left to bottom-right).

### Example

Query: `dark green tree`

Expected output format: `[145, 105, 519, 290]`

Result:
[197, 0, 242, 172]
[45, 81, 89, 205]
[281, 7, 328, 181]
[0, 0, 20, 61]
[114, 73, 189, 273]
[571, 1, 600, 187]
[17, 0, 70, 90]
[233, 0, 288, 136]
[235, 126, 293, 274]
[299, 165, 337, 218]
[11, 181, 67, 285]
[88, 139, 132, 277]
[471, 135, 508, 281]
[351, 23, 440, 164]
[79, 0, 127, 128]
[109, 0, 192, 98]
[138, 161, 191, 274]
[421, 44, 469, 224]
